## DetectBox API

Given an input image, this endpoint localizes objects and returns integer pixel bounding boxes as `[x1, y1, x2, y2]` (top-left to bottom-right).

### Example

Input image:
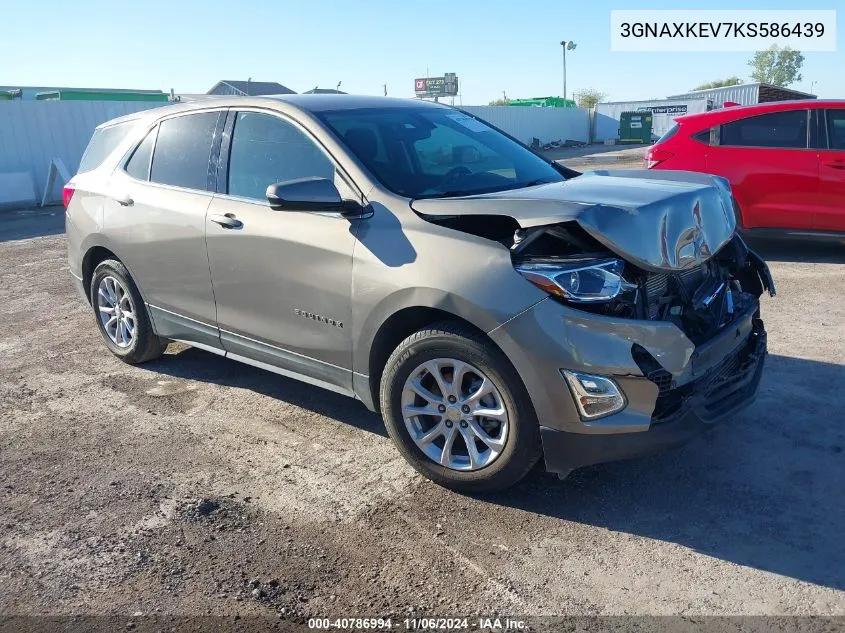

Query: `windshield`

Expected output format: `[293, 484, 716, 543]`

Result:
[318, 107, 565, 198]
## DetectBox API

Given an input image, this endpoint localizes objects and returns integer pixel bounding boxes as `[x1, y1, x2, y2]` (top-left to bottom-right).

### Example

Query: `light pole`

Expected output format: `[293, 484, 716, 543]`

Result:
[560, 40, 577, 101]
[810, 80, 817, 95]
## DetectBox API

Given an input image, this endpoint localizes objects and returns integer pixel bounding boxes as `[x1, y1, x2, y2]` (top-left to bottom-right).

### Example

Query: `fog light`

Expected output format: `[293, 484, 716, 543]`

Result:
[561, 370, 626, 420]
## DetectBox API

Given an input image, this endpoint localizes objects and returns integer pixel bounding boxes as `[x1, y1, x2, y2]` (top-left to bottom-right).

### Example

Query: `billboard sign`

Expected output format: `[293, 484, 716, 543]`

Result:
[414, 73, 459, 97]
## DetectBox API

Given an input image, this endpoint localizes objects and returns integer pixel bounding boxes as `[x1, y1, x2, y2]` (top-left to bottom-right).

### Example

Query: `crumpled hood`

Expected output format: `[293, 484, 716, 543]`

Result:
[410, 169, 737, 272]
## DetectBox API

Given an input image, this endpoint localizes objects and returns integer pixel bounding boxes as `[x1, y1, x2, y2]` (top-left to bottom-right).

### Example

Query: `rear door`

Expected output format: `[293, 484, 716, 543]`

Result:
[705, 108, 817, 230]
[106, 109, 225, 348]
[817, 107, 845, 232]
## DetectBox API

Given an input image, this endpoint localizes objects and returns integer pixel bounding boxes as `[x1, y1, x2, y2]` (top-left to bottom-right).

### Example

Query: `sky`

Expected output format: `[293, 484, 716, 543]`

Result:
[5, 0, 843, 104]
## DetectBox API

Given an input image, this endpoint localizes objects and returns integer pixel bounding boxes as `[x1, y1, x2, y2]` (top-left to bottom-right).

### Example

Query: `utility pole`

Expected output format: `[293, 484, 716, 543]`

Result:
[560, 41, 577, 101]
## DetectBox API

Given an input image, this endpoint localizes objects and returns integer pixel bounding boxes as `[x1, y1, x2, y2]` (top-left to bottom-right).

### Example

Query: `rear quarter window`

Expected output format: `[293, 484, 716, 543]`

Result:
[691, 129, 711, 144]
[124, 127, 157, 181]
[78, 122, 132, 174]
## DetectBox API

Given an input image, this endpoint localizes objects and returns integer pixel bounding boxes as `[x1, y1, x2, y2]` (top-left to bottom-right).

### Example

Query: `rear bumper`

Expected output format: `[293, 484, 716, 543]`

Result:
[70, 270, 87, 303]
[541, 323, 767, 474]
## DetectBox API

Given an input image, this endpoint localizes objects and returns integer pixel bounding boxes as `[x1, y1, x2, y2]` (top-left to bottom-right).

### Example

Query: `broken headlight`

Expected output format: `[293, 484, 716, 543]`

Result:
[515, 258, 637, 304]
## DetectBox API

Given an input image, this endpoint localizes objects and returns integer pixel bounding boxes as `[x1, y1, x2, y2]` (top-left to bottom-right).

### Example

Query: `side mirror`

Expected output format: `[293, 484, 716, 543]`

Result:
[266, 177, 343, 212]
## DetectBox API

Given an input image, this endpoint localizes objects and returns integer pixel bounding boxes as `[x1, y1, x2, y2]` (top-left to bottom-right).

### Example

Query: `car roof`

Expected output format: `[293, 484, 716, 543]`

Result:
[676, 99, 844, 127]
[94, 94, 452, 131]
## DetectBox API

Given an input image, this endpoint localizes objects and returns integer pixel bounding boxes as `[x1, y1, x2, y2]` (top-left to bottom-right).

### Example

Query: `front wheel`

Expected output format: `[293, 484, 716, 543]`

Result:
[379, 322, 541, 493]
[90, 259, 165, 364]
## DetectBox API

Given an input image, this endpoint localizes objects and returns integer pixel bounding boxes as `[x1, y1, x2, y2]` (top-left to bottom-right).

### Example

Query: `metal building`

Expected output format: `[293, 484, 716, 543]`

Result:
[666, 83, 816, 107]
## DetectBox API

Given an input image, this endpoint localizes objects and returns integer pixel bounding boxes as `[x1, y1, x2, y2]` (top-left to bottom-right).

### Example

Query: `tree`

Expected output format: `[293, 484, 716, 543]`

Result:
[749, 45, 804, 87]
[692, 77, 743, 91]
[575, 88, 606, 109]
[488, 97, 510, 106]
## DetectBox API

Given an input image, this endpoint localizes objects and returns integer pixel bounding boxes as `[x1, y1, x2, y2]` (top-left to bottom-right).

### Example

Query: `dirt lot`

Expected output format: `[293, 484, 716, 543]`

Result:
[549, 144, 647, 171]
[0, 209, 843, 622]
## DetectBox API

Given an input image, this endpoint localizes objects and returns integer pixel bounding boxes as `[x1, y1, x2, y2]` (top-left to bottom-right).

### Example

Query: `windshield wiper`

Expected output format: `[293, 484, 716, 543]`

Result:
[520, 179, 556, 188]
[415, 191, 468, 200]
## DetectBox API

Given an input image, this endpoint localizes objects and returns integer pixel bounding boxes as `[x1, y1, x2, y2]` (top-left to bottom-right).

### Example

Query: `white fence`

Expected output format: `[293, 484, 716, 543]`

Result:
[463, 105, 590, 146]
[0, 100, 166, 205]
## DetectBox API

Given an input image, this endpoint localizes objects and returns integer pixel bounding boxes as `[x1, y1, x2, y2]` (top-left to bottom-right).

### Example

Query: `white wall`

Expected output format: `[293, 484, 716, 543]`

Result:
[0, 100, 166, 204]
[463, 106, 590, 145]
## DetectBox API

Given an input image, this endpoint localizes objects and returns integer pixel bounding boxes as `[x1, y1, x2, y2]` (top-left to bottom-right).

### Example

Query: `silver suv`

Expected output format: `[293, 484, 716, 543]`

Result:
[66, 95, 774, 492]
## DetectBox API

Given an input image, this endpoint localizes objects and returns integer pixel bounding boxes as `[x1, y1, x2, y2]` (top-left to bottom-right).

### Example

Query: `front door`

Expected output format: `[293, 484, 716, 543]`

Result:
[205, 109, 360, 394]
[817, 108, 845, 232]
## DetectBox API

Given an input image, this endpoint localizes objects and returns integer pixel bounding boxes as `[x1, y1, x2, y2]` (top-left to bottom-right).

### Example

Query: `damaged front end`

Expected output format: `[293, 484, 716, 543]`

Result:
[413, 170, 774, 347]
[412, 171, 775, 471]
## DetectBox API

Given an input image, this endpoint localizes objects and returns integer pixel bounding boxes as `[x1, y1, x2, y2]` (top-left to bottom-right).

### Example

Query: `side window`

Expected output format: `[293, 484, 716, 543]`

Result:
[720, 110, 808, 149]
[227, 112, 335, 201]
[78, 122, 132, 174]
[825, 110, 845, 150]
[124, 127, 157, 181]
[150, 112, 218, 190]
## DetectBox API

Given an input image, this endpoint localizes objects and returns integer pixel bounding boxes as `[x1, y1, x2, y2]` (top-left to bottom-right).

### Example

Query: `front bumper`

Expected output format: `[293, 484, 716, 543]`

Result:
[488, 293, 767, 474]
[541, 324, 766, 473]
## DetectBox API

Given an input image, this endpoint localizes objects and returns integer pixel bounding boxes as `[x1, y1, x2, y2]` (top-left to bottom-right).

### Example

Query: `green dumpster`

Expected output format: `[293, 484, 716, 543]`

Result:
[618, 111, 653, 144]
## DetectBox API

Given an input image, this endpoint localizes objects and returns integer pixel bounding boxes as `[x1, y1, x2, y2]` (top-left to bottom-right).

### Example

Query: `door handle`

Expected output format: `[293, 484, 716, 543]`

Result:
[209, 213, 243, 229]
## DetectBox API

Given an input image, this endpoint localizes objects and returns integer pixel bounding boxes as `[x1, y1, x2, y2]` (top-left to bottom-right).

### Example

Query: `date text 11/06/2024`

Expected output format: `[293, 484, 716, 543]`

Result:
[307, 617, 528, 630]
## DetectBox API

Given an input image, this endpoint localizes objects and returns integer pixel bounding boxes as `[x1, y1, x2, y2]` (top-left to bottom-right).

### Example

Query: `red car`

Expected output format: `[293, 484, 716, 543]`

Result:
[646, 100, 845, 238]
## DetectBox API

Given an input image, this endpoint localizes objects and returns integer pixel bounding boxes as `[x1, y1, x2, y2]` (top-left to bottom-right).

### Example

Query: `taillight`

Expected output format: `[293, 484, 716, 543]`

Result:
[645, 147, 674, 169]
[62, 185, 75, 209]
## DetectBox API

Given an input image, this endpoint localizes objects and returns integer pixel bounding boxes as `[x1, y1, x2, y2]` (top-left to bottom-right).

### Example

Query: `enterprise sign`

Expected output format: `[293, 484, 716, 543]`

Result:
[640, 105, 689, 114]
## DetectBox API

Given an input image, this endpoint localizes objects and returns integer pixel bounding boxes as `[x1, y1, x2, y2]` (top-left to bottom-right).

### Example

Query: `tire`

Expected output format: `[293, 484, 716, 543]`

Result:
[379, 321, 541, 493]
[90, 259, 165, 364]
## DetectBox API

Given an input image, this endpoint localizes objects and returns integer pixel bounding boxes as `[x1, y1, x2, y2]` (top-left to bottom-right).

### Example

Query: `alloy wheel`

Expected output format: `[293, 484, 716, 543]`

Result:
[400, 358, 510, 471]
[97, 276, 135, 348]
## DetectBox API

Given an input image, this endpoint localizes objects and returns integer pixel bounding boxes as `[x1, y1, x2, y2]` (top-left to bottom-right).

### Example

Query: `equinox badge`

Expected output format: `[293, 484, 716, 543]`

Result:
[294, 308, 343, 329]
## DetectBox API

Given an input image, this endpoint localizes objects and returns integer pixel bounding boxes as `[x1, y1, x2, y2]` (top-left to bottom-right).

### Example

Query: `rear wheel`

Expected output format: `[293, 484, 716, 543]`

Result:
[90, 259, 165, 364]
[380, 322, 541, 493]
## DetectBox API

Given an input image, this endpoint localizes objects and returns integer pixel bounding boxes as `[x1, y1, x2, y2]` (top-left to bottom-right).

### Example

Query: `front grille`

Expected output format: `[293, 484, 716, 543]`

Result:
[645, 266, 709, 320]
[649, 325, 766, 423]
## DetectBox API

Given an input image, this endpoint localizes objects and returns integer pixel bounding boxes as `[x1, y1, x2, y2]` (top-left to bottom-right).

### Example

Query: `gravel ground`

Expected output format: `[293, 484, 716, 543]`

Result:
[0, 212, 843, 621]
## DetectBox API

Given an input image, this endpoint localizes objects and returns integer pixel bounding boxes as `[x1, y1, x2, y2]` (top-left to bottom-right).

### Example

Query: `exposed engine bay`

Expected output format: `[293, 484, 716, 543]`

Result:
[509, 221, 775, 344]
